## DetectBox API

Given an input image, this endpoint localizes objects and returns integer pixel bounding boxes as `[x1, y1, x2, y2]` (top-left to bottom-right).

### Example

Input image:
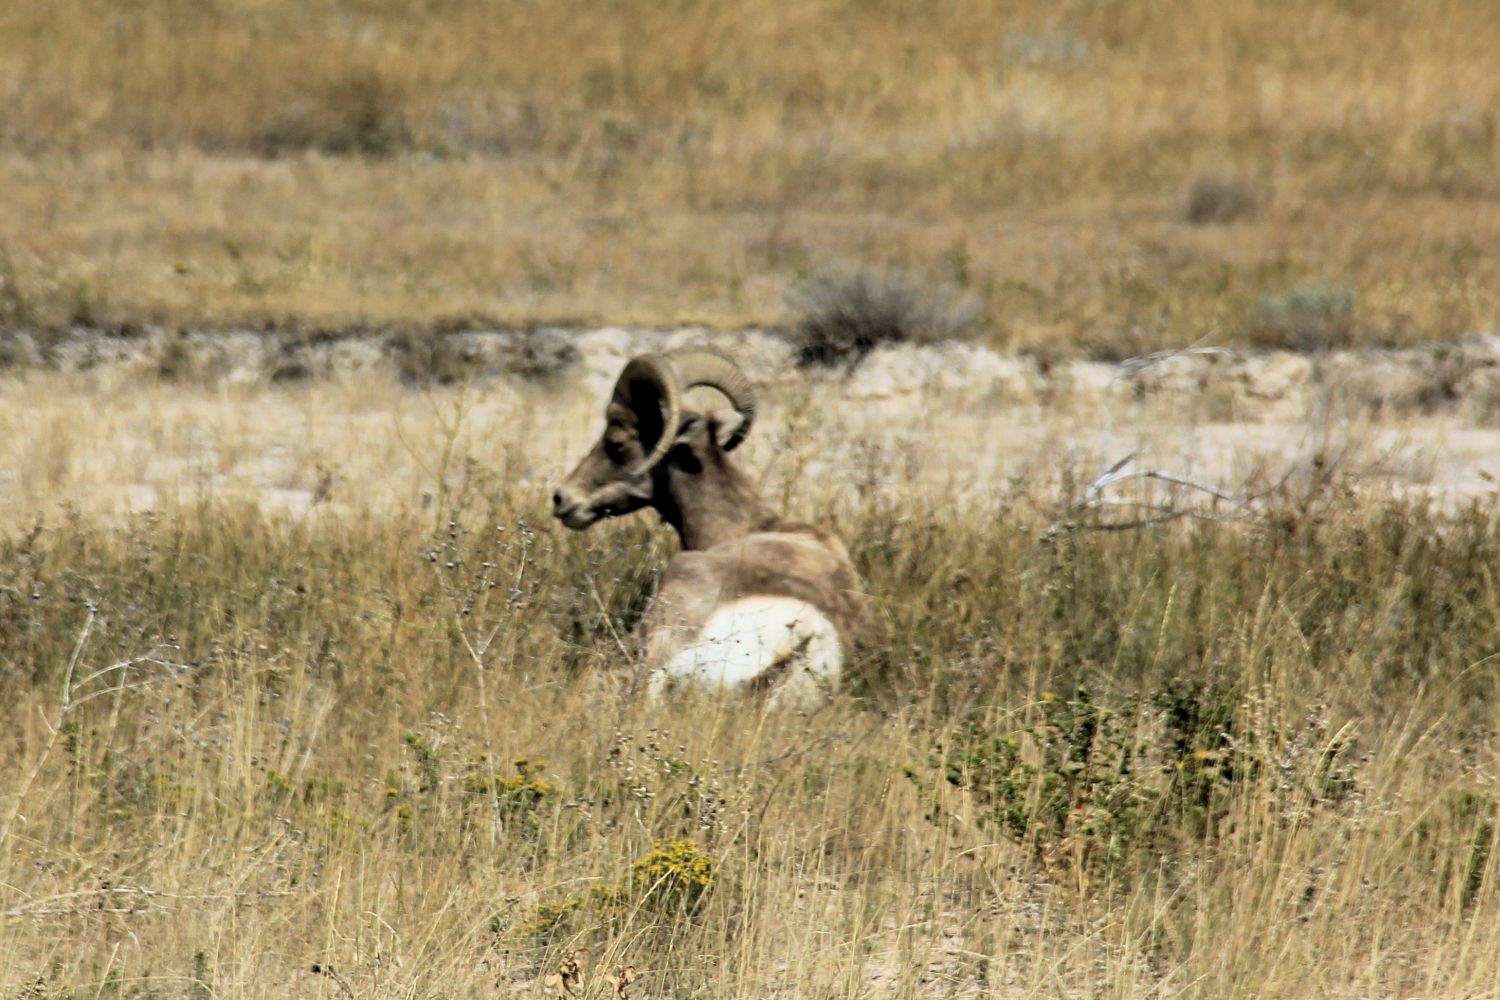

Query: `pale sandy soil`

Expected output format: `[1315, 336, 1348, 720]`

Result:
[1, 328, 1498, 532]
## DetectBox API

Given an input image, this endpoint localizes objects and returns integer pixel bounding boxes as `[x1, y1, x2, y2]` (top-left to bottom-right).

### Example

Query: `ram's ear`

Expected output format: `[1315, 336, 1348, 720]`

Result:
[707, 408, 749, 451]
[617, 380, 668, 457]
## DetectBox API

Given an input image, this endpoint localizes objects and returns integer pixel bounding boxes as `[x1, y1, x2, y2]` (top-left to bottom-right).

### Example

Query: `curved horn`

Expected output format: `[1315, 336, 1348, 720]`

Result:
[665, 349, 757, 449]
[613, 354, 682, 474]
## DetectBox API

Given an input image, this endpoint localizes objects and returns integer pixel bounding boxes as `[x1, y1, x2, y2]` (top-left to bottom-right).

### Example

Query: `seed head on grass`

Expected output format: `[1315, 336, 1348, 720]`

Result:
[604, 964, 638, 999]
[543, 950, 586, 998]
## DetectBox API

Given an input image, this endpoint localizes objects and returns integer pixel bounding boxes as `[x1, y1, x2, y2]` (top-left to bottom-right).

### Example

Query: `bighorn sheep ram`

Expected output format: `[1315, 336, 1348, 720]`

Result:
[553, 350, 861, 704]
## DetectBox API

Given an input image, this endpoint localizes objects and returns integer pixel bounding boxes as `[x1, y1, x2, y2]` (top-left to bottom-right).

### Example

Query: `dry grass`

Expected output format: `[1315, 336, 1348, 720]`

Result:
[3, 3, 1500, 990]
[2, 0, 1498, 352]
[1, 372, 1499, 997]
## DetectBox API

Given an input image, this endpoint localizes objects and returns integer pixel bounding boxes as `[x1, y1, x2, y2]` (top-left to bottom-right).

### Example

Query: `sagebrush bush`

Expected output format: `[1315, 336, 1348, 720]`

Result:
[256, 67, 412, 156]
[785, 270, 981, 367]
[1249, 282, 1357, 351]
[1184, 171, 1262, 224]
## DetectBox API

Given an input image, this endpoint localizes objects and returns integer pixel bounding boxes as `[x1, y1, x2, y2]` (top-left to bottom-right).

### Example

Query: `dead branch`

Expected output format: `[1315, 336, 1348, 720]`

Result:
[1045, 452, 1262, 540]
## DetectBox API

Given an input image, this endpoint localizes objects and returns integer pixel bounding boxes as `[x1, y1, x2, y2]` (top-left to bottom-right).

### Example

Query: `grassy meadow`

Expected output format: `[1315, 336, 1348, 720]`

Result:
[4, 1, 1500, 996]
[1, 0, 1498, 352]
[0, 371, 1498, 997]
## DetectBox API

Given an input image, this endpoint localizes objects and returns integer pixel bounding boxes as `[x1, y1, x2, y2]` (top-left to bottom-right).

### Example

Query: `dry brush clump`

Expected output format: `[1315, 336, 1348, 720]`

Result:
[1183, 171, 1265, 226]
[786, 270, 982, 367]
[1, 450, 1499, 996]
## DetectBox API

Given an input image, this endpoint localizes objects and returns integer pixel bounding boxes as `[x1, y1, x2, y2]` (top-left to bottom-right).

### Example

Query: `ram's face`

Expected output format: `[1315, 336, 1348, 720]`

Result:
[552, 399, 663, 530]
[552, 350, 755, 532]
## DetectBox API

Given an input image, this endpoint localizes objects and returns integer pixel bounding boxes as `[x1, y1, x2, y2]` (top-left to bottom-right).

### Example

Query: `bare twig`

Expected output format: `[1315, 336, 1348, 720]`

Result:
[1114, 343, 1235, 381]
[1046, 452, 1260, 539]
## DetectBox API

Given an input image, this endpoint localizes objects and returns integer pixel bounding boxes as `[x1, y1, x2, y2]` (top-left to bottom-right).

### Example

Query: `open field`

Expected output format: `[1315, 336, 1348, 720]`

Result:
[4, 1, 1500, 994]
[2, 0, 1499, 352]
[2, 350, 1500, 997]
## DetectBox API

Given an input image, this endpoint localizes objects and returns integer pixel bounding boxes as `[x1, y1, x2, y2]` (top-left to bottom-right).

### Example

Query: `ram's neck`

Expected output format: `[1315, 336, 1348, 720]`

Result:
[657, 454, 779, 551]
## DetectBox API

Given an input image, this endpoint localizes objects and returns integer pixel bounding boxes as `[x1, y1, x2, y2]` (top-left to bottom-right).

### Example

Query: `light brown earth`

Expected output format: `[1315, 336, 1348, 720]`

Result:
[3, 330, 1498, 532]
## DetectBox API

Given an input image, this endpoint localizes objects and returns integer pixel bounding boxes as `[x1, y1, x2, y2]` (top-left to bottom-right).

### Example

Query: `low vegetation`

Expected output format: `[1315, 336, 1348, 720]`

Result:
[1, 395, 1497, 995]
[786, 270, 980, 367]
[0, 0, 1497, 353]
[2, 1, 1499, 992]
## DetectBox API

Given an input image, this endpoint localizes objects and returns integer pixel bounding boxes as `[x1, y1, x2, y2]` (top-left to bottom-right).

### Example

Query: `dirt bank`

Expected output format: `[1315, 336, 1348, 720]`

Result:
[2, 327, 1498, 528]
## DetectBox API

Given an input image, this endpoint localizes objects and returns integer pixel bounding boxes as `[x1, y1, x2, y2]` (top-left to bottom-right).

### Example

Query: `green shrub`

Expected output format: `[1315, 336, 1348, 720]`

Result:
[1249, 282, 1356, 351]
[939, 682, 1358, 875]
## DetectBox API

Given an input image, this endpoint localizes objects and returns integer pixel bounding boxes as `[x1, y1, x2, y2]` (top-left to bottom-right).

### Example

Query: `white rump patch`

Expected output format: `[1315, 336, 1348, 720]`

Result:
[650, 596, 842, 706]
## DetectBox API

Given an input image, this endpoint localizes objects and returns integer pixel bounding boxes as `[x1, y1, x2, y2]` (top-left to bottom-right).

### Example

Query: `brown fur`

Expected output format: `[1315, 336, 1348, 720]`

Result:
[554, 390, 863, 670]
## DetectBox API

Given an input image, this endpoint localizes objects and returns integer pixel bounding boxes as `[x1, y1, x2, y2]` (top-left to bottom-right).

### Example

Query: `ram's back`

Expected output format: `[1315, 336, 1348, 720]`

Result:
[641, 530, 862, 704]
